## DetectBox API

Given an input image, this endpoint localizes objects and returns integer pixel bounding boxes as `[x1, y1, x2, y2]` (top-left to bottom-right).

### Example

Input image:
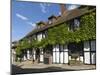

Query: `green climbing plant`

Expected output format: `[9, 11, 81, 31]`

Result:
[33, 11, 96, 48]
[15, 38, 32, 57]
[16, 43, 22, 57]
[17, 11, 96, 50]
[21, 38, 32, 50]
[79, 12, 96, 41]
[47, 23, 69, 45]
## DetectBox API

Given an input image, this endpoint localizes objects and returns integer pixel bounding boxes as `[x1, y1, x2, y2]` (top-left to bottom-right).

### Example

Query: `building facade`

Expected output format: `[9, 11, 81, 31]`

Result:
[14, 4, 96, 65]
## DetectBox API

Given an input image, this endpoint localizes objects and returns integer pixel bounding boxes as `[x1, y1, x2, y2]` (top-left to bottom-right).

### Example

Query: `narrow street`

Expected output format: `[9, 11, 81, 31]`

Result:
[11, 61, 96, 75]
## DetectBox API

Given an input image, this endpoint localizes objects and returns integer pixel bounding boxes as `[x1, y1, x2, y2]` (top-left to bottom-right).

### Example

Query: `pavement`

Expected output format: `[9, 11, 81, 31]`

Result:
[11, 61, 96, 75]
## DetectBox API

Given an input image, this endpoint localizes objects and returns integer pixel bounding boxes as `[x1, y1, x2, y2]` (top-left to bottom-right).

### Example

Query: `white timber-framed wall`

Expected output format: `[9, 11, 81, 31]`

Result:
[12, 48, 16, 63]
[29, 30, 96, 65]
[40, 48, 44, 63]
[52, 44, 69, 64]
[32, 48, 36, 61]
[84, 40, 96, 64]
[90, 40, 96, 64]
[36, 32, 45, 63]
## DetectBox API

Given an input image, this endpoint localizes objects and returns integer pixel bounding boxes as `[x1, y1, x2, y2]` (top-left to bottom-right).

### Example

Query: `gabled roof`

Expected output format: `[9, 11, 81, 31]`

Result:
[36, 21, 46, 25]
[22, 7, 96, 39]
[48, 15, 57, 20]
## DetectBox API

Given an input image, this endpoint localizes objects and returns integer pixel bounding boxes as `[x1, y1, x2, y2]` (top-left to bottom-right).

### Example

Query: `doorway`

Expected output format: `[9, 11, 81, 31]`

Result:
[68, 42, 84, 64]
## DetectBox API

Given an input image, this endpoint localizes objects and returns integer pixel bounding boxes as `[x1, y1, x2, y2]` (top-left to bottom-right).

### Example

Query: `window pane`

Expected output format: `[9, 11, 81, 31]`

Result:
[60, 45, 63, 52]
[84, 41, 90, 51]
[60, 52, 63, 63]
[91, 53, 96, 64]
[91, 40, 96, 51]
[53, 45, 56, 51]
[84, 52, 90, 64]
[53, 52, 56, 63]
[56, 44, 59, 51]
[74, 19, 80, 28]
[56, 52, 59, 63]
[64, 44, 68, 51]
[64, 52, 68, 63]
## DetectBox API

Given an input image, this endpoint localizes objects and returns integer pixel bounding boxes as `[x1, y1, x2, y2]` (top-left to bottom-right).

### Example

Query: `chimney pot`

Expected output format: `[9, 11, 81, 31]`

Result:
[60, 4, 67, 15]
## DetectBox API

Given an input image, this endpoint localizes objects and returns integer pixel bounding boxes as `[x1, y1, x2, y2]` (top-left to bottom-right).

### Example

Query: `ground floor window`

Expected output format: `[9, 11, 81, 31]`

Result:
[24, 40, 96, 65]
[84, 40, 96, 64]
[52, 44, 68, 64]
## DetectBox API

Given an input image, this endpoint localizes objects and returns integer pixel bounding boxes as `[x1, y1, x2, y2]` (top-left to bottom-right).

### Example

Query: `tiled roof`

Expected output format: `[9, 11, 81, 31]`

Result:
[22, 7, 96, 39]
[48, 15, 57, 20]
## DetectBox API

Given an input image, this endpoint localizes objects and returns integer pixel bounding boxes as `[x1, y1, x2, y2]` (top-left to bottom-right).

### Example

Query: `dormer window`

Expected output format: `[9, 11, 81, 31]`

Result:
[48, 15, 57, 24]
[69, 18, 80, 31]
[37, 21, 46, 28]
[74, 18, 80, 29]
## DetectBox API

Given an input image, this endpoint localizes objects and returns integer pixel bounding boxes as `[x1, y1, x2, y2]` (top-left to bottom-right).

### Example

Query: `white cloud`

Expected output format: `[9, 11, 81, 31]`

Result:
[68, 5, 80, 10]
[40, 3, 47, 13]
[39, 3, 51, 13]
[27, 22, 36, 28]
[16, 13, 36, 28]
[16, 13, 28, 20]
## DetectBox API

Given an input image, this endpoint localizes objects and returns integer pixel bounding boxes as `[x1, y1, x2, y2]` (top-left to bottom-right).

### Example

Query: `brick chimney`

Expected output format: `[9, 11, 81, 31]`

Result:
[36, 21, 46, 29]
[60, 4, 67, 15]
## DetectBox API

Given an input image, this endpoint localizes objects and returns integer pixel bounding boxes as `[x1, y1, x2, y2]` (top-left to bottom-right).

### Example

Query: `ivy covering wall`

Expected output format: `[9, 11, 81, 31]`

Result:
[38, 12, 96, 48]
[16, 38, 31, 57]
[16, 11, 96, 55]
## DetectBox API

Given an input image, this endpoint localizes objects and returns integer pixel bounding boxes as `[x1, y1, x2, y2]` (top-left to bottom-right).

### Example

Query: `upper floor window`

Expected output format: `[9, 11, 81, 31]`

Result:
[69, 18, 80, 31]
[48, 15, 57, 25]
[32, 35, 37, 40]
[44, 30, 48, 38]
[74, 18, 80, 29]
[37, 33, 42, 41]
[42, 32, 46, 38]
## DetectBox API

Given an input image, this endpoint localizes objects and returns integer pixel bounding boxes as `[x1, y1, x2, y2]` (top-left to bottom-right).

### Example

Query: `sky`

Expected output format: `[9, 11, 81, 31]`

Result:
[12, 0, 79, 41]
